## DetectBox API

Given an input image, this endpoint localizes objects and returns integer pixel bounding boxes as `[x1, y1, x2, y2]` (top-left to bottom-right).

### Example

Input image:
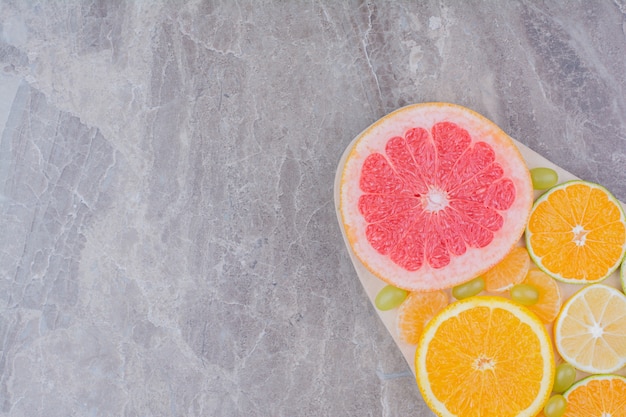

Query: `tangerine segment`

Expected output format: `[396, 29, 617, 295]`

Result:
[526, 180, 626, 284]
[482, 246, 531, 292]
[554, 284, 626, 374]
[396, 290, 449, 345]
[562, 375, 626, 417]
[520, 270, 561, 323]
[416, 297, 554, 417]
[340, 103, 533, 291]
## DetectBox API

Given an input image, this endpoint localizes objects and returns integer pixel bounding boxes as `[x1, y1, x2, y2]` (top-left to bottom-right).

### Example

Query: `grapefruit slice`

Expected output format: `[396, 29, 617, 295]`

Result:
[339, 103, 533, 291]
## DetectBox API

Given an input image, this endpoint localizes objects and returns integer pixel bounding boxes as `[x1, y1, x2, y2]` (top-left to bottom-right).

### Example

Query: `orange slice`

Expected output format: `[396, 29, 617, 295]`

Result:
[554, 284, 626, 373]
[416, 296, 554, 417]
[340, 102, 533, 291]
[396, 290, 449, 345]
[562, 374, 626, 416]
[526, 180, 626, 284]
[482, 246, 531, 292]
[519, 269, 561, 323]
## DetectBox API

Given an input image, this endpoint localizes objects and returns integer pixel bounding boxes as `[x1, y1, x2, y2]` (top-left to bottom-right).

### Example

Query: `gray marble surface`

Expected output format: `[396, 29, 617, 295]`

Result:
[1, 1, 625, 416]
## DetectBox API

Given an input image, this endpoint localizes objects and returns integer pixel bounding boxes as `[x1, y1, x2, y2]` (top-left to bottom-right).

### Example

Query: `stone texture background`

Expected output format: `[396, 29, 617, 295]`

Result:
[1, 1, 625, 416]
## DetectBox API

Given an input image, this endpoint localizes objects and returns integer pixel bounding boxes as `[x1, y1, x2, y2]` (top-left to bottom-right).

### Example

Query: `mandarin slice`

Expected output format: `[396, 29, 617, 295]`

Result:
[526, 180, 626, 284]
[482, 246, 531, 292]
[519, 269, 561, 323]
[396, 290, 449, 345]
[562, 374, 626, 417]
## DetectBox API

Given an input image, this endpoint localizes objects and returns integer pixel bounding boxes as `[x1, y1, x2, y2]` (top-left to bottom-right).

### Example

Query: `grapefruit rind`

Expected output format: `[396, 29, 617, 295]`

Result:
[415, 296, 554, 417]
[553, 284, 626, 374]
[339, 102, 533, 292]
[525, 180, 626, 284]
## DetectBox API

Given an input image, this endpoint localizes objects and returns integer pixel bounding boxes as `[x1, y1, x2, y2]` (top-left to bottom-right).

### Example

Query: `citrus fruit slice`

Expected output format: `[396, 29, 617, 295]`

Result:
[620, 260, 626, 293]
[526, 180, 626, 284]
[416, 296, 554, 417]
[340, 103, 533, 291]
[482, 246, 531, 292]
[562, 374, 626, 416]
[518, 269, 561, 323]
[396, 290, 449, 345]
[554, 284, 626, 374]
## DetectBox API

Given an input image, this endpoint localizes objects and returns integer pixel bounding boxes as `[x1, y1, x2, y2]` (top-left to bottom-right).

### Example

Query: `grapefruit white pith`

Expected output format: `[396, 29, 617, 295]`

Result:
[340, 103, 533, 291]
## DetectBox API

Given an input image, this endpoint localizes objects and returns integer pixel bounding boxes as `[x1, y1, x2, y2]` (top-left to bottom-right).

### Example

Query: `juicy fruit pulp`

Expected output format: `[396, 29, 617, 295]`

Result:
[526, 180, 626, 284]
[416, 297, 554, 417]
[340, 103, 533, 291]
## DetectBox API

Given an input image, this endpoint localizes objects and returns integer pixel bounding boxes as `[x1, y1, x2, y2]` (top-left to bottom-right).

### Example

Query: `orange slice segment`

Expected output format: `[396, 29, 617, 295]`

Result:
[519, 269, 561, 323]
[482, 246, 531, 292]
[526, 180, 626, 284]
[396, 290, 449, 345]
[562, 374, 626, 416]
[416, 296, 554, 417]
[554, 284, 626, 373]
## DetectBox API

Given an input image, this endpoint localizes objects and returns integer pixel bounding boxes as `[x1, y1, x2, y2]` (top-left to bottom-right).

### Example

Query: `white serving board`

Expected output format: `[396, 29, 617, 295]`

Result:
[334, 120, 625, 378]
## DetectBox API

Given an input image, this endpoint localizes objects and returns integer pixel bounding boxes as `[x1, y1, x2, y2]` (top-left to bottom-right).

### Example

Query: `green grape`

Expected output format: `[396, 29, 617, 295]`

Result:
[543, 394, 567, 417]
[552, 363, 576, 393]
[531, 167, 558, 190]
[510, 284, 540, 306]
[452, 276, 485, 300]
[375, 285, 408, 311]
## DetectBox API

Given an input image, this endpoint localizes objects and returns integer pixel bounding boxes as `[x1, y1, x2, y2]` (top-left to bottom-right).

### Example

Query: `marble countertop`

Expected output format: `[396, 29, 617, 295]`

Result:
[1, 2, 625, 416]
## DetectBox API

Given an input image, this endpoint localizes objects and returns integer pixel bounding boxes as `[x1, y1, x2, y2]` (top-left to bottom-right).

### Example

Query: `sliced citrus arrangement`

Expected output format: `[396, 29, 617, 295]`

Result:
[340, 103, 533, 291]
[396, 290, 449, 345]
[562, 374, 626, 416]
[415, 296, 554, 417]
[517, 269, 561, 323]
[526, 180, 626, 284]
[554, 284, 626, 374]
[482, 246, 531, 292]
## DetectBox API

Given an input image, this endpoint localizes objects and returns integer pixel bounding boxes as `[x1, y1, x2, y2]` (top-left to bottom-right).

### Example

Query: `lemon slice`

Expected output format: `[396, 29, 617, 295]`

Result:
[554, 284, 626, 373]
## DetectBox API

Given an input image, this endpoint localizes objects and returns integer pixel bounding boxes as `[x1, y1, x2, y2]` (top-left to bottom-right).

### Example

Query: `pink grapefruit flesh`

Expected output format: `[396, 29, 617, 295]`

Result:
[340, 103, 533, 291]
